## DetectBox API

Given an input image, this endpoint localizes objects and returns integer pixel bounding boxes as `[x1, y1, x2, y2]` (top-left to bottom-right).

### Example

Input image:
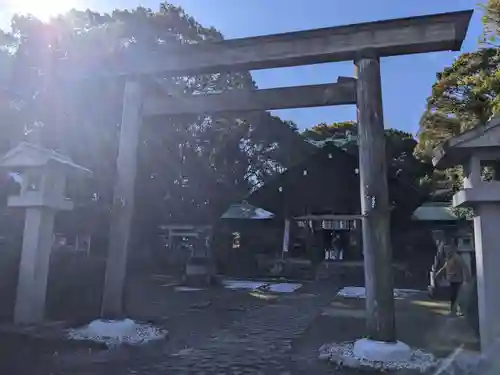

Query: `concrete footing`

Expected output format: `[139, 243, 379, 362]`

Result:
[353, 338, 411, 362]
[319, 339, 437, 372]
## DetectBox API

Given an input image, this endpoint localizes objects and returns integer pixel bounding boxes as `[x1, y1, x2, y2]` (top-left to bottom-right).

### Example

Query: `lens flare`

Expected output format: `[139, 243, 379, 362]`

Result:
[6, 0, 79, 21]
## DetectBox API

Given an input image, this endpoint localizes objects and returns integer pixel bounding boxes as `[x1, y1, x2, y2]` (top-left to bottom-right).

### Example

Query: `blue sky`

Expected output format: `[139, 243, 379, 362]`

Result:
[0, 0, 486, 133]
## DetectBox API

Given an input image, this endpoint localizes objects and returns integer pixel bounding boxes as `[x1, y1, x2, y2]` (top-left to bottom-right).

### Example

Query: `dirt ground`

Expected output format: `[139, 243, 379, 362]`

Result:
[0, 273, 480, 375]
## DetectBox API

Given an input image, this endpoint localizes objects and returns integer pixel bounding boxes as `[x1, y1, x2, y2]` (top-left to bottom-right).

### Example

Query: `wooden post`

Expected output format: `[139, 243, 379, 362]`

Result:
[101, 80, 142, 317]
[355, 55, 396, 342]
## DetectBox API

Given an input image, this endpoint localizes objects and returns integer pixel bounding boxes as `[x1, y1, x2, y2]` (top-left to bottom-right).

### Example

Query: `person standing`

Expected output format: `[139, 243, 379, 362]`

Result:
[436, 244, 471, 316]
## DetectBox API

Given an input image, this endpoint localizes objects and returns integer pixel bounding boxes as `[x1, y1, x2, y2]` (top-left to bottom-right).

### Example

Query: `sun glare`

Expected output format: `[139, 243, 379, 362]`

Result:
[6, 0, 79, 22]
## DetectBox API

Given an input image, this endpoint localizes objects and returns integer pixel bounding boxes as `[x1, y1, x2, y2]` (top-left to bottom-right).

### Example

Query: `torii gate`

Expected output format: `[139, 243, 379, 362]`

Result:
[63, 10, 472, 343]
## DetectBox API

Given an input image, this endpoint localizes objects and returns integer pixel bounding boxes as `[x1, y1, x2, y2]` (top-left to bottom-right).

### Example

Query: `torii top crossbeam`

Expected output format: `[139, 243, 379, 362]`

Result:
[65, 10, 472, 79]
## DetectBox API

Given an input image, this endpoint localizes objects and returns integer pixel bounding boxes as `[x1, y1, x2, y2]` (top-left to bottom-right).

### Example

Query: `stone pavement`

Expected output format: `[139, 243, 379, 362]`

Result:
[46, 277, 338, 375]
[132, 292, 332, 374]
[0, 274, 481, 375]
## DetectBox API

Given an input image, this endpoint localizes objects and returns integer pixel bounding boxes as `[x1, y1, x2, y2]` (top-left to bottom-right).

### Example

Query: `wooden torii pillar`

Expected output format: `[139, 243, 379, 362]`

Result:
[355, 54, 395, 341]
[71, 11, 474, 341]
[101, 80, 143, 317]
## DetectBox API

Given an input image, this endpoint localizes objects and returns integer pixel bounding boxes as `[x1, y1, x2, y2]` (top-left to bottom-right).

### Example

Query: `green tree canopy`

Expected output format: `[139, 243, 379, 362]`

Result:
[301, 121, 432, 225]
[413, 1, 500, 216]
[0, 3, 303, 246]
[302, 122, 431, 187]
[415, 48, 500, 162]
[482, 0, 500, 45]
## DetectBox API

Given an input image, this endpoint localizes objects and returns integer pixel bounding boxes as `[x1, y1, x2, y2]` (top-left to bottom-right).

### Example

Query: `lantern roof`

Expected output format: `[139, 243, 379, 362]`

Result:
[0, 142, 91, 175]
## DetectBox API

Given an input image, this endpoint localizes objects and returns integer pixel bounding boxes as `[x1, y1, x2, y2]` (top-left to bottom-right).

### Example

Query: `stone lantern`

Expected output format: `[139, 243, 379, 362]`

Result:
[0, 142, 91, 324]
[433, 117, 500, 351]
